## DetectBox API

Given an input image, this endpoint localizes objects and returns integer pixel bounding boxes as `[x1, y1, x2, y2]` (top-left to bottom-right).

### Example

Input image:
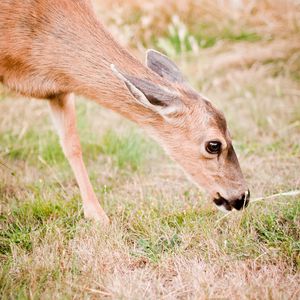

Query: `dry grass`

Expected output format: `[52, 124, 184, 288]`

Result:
[1, 0, 300, 299]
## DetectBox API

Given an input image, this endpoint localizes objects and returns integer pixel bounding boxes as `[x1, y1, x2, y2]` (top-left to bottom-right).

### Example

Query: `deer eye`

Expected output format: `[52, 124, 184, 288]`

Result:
[205, 141, 222, 154]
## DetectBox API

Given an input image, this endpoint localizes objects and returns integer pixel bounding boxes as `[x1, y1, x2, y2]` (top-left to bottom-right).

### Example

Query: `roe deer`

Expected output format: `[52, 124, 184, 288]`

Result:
[0, 0, 250, 224]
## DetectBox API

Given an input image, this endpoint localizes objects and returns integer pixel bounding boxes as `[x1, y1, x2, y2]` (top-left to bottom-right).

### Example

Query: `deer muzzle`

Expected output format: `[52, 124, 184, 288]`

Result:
[213, 190, 250, 212]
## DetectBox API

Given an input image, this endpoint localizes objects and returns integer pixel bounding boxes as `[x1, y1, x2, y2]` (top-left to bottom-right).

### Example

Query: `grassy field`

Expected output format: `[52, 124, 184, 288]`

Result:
[1, 0, 300, 299]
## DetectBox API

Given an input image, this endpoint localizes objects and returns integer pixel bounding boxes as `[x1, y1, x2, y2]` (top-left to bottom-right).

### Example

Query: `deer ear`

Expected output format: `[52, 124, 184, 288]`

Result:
[111, 64, 182, 117]
[146, 49, 186, 84]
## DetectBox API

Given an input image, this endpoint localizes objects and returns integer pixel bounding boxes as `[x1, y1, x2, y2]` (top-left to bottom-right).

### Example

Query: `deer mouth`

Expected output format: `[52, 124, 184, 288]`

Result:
[213, 191, 250, 212]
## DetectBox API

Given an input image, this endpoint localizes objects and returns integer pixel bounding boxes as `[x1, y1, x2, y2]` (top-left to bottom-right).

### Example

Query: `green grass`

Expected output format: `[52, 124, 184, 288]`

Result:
[2, 188, 299, 264]
[156, 19, 263, 56]
[1, 191, 299, 299]
[99, 129, 149, 171]
[0, 127, 150, 172]
[0, 197, 81, 255]
[0, 130, 65, 164]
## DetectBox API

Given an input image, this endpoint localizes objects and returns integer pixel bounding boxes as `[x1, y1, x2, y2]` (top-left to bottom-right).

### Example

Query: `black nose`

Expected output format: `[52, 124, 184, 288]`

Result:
[213, 196, 232, 211]
[231, 190, 250, 210]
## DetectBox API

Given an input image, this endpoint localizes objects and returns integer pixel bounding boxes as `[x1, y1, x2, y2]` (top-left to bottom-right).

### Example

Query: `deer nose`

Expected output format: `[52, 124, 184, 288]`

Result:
[213, 190, 250, 212]
[231, 190, 250, 210]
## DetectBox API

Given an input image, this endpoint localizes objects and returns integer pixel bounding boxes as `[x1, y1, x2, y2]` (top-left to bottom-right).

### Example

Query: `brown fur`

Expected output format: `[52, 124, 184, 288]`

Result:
[0, 0, 248, 222]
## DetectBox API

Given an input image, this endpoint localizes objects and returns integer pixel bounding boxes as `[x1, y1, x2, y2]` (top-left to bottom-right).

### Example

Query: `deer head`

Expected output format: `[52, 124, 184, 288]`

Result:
[112, 50, 250, 212]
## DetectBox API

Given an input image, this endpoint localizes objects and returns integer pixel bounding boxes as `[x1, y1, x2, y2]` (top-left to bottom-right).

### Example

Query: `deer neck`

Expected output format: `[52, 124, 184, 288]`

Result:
[50, 5, 167, 129]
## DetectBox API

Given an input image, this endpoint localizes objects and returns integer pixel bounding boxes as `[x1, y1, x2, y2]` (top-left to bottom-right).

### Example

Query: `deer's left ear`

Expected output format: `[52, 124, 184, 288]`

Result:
[146, 49, 186, 84]
[111, 64, 183, 118]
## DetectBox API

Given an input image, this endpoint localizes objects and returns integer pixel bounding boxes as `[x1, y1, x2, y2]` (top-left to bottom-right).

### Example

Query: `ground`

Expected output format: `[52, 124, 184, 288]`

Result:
[1, 0, 300, 299]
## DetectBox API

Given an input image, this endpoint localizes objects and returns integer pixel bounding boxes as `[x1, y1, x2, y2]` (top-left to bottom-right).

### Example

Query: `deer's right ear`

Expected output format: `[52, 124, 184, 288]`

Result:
[146, 49, 186, 84]
[111, 64, 183, 118]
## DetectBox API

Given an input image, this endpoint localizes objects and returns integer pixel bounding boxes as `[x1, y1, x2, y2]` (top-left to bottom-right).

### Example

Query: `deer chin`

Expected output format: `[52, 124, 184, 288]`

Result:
[215, 204, 231, 213]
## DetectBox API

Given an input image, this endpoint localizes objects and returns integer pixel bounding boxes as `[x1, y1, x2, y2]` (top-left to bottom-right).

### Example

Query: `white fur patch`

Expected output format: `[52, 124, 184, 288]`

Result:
[216, 204, 231, 213]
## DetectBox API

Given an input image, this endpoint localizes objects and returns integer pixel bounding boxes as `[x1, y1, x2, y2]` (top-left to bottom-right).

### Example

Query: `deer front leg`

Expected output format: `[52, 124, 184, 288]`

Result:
[49, 93, 109, 225]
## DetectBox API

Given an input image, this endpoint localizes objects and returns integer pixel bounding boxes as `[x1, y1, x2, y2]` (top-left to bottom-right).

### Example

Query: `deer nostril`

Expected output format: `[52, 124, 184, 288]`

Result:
[213, 197, 224, 206]
[213, 196, 232, 211]
[232, 190, 250, 210]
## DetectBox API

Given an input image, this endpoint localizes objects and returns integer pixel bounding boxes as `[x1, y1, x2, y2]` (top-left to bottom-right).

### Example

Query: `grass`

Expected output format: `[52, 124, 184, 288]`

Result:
[156, 17, 263, 56]
[1, 0, 300, 299]
[99, 129, 149, 171]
